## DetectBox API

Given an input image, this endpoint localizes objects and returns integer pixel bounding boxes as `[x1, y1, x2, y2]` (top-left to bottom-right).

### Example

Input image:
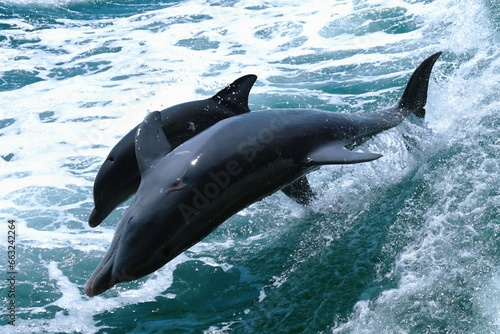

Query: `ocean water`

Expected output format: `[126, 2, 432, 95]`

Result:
[0, 0, 499, 333]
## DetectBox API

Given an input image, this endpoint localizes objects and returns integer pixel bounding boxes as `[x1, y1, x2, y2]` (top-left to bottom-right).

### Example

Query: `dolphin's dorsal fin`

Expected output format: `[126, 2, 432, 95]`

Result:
[302, 142, 382, 165]
[211, 74, 257, 114]
[135, 111, 172, 175]
[397, 52, 442, 118]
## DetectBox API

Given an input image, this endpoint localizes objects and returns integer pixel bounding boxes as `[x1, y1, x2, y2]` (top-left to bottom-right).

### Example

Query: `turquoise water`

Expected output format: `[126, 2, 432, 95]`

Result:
[0, 0, 499, 333]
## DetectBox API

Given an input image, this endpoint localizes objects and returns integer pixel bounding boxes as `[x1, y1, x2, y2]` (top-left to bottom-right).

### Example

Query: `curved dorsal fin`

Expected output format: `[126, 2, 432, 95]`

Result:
[135, 111, 172, 176]
[211, 74, 257, 114]
[397, 52, 442, 118]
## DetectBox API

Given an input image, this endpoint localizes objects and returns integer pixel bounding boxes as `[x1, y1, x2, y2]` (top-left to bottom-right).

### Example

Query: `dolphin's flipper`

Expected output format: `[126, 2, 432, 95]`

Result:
[303, 143, 382, 165]
[135, 111, 172, 175]
[211, 74, 257, 115]
[282, 176, 316, 205]
[397, 52, 442, 118]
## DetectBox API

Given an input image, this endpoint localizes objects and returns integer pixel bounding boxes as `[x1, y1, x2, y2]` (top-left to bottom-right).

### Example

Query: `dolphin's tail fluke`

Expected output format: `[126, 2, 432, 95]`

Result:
[397, 52, 442, 118]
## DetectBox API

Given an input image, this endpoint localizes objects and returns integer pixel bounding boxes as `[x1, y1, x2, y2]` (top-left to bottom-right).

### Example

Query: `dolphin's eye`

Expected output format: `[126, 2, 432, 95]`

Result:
[167, 178, 185, 192]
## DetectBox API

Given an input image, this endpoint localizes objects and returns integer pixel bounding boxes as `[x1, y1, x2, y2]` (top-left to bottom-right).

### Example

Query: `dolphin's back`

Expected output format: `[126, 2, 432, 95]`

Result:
[181, 108, 386, 163]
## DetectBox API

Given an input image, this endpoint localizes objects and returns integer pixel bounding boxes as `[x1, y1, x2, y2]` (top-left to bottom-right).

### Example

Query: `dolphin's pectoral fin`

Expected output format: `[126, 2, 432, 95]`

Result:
[281, 176, 316, 205]
[302, 143, 382, 165]
[135, 111, 173, 175]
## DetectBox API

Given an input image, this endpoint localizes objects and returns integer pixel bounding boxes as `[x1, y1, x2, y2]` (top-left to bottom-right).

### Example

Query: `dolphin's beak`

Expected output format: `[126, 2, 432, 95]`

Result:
[85, 238, 118, 296]
[85, 213, 158, 296]
[88, 208, 106, 228]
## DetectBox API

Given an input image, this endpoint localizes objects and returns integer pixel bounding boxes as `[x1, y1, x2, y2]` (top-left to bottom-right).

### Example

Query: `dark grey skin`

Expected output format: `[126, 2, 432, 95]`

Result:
[89, 74, 314, 227]
[85, 52, 441, 296]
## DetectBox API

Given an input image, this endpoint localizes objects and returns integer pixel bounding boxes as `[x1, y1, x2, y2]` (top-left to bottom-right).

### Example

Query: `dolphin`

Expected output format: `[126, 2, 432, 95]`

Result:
[85, 52, 442, 296]
[89, 74, 314, 227]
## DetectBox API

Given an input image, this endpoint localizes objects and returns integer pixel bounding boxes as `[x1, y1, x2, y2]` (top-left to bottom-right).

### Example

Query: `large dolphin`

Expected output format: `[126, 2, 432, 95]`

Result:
[85, 52, 442, 296]
[89, 74, 314, 227]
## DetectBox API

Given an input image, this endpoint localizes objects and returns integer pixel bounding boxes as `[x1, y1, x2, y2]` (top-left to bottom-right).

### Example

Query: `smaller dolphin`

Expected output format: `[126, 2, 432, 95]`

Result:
[85, 52, 441, 296]
[89, 75, 314, 227]
[89, 75, 257, 227]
